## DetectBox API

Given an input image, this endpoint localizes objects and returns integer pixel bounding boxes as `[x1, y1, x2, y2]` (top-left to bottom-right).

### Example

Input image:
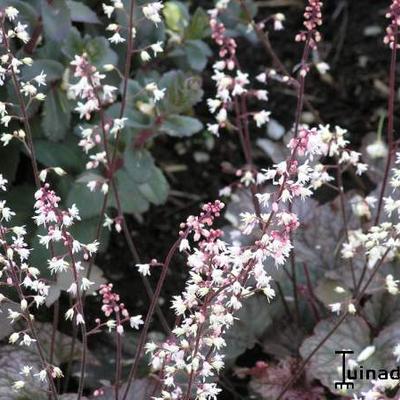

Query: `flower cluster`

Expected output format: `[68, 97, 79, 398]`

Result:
[90, 283, 144, 335]
[295, 0, 323, 49]
[384, 0, 400, 48]
[102, 0, 164, 62]
[0, 175, 64, 391]
[0, 9, 46, 138]
[207, 2, 270, 137]
[145, 120, 368, 397]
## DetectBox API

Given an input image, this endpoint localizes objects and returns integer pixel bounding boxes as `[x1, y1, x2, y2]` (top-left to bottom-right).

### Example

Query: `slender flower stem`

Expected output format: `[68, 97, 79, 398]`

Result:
[65, 244, 87, 400]
[0, 229, 59, 400]
[355, 24, 398, 296]
[115, 312, 122, 400]
[374, 24, 398, 225]
[121, 236, 183, 400]
[336, 162, 357, 290]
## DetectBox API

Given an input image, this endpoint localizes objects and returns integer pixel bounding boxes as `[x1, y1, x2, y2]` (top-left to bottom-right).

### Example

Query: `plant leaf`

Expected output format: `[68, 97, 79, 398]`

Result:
[160, 114, 203, 137]
[41, 86, 72, 141]
[41, 0, 72, 42]
[66, 0, 100, 24]
[224, 295, 274, 361]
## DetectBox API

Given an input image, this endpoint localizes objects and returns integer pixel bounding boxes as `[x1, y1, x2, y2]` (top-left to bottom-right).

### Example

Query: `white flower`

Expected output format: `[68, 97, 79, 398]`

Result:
[21, 333, 36, 346]
[1, 133, 13, 146]
[52, 367, 63, 378]
[140, 50, 151, 62]
[253, 110, 271, 127]
[357, 345, 375, 362]
[386, 274, 399, 295]
[9, 332, 19, 343]
[20, 366, 32, 376]
[256, 90, 268, 101]
[12, 381, 25, 390]
[34, 71, 46, 87]
[15, 22, 30, 43]
[48, 257, 68, 274]
[145, 82, 165, 102]
[81, 277, 94, 291]
[207, 99, 221, 114]
[8, 309, 20, 323]
[102, 4, 114, 18]
[171, 295, 186, 315]
[150, 41, 163, 55]
[366, 140, 387, 159]
[315, 62, 330, 75]
[109, 32, 126, 44]
[142, 2, 164, 25]
[130, 315, 144, 329]
[329, 302, 341, 314]
[76, 313, 85, 325]
[5, 6, 19, 21]
[136, 263, 151, 276]
[65, 308, 74, 321]
[35, 370, 47, 382]
[85, 241, 99, 255]
[105, 319, 115, 331]
[207, 123, 219, 136]
[393, 343, 400, 361]
[20, 299, 28, 311]
[117, 324, 124, 335]
[179, 238, 190, 252]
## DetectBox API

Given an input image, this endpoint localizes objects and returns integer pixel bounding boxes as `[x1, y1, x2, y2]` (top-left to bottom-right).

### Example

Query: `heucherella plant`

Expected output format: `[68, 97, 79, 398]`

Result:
[0, 0, 400, 399]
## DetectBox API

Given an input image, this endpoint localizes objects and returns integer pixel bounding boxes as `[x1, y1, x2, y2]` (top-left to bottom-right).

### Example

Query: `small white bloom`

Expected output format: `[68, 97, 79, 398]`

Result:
[5, 6, 19, 21]
[12, 380, 25, 390]
[253, 110, 271, 127]
[136, 263, 151, 276]
[357, 345, 375, 362]
[130, 315, 144, 329]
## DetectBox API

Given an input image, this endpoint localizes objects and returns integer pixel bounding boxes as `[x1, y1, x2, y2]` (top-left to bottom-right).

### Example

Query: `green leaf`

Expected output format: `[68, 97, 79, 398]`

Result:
[66, 0, 100, 24]
[314, 278, 351, 308]
[300, 317, 379, 395]
[41, 86, 72, 141]
[35, 322, 98, 365]
[63, 28, 117, 68]
[138, 168, 169, 205]
[69, 216, 110, 253]
[112, 169, 150, 215]
[41, 0, 72, 42]
[224, 295, 274, 361]
[123, 79, 148, 106]
[0, 346, 47, 399]
[159, 70, 203, 114]
[183, 40, 212, 71]
[66, 177, 105, 219]
[160, 114, 203, 137]
[22, 59, 64, 83]
[364, 291, 400, 329]
[0, 0, 38, 31]
[124, 149, 155, 184]
[34, 139, 86, 172]
[46, 264, 106, 307]
[185, 8, 210, 40]
[0, 300, 19, 340]
[162, 1, 189, 33]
